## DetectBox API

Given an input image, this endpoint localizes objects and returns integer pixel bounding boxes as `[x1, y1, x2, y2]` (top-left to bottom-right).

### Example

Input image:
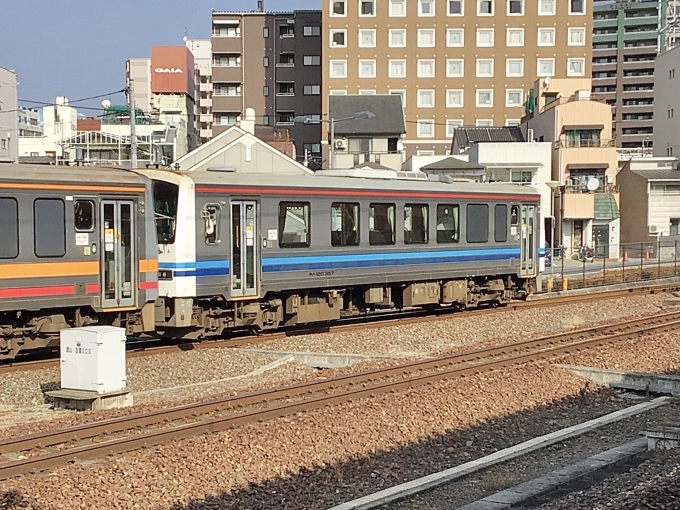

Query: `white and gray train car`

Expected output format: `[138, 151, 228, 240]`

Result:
[140, 169, 541, 337]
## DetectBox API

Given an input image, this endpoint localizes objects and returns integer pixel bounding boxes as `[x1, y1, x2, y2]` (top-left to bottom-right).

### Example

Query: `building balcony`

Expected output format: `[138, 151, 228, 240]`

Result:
[212, 66, 242, 83]
[211, 37, 242, 53]
[212, 95, 243, 112]
[556, 138, 615, 149]
[562, 191, 620, 220]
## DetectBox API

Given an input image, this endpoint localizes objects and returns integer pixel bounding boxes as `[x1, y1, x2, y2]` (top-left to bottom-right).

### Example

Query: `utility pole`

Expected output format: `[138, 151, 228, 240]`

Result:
[128, 80, 138, 169]
[329, 118, 335, 170]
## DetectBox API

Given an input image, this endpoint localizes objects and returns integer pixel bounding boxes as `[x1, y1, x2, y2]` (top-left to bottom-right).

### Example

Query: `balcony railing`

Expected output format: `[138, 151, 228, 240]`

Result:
[276, 121, 295, 126]
[556, 138, 616, 148]
[276, 92, 295, 96]
[565, 182, 619, 194]
[276, 62, 295, 67]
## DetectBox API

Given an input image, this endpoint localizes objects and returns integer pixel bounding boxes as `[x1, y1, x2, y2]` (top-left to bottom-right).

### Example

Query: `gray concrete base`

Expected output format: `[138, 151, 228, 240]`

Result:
[558, 364, 680, 395]
[646, 426, 680, 451]
[458, 438, 648, 510]
[46, 388, 133, 411]
[327, 397, 667, 510]
[241, 349, 400, 368]
[528, 276, 680, 300]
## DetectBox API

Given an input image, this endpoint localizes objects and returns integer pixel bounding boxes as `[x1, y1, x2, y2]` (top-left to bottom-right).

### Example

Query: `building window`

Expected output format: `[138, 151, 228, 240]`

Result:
[303, 55, 321, 66]
[330, 60, 348, 78]
[277, 83, 295, 95]
[330, 29, 347, 47]
[389, 59, 407, 78]
[506, 119, 521, 127]
[447, 28, 464, 47]
[390, 0, 407, 15]
[263, 86, 269, 96]
[263, 27, 269, 38]
[537, 58, 555, 76]
[478, 0, 494, 15]
[510, 170, 533, 183]
[331, 203, 360, 246]
[330, 89, 348, 95]
[419, 0, 435, 16]
[418, 89, 435, 108]
[389, 29, 407, 47]
[568, 27, 586, 45]
[418, 28, 435, 46]
[389, 89, 406, 107]
[34, 199, 66, 258]
[404, 204, 429, 244]
[213, 54, 241, 67]
[539, 0, 555, 15]
[263, 115, 270, 126]
[476, 89, 493, 107]
[506, 58, 524, 76]
[331, 0, 347, 16]
[436, 205, 459, 243]
[447, 0, 463, 14]
[476, 119, 493, 127]
[263, 56, 269, 67]
[0, 198, 18, 259]
[476, 59, 494, 77]
[508, 0, 523, 14]
[359, 29, 376, 47]
[216, 114, 239, 126]
[213, 26, 241, 37]
[0, 140, 5, 150]
[417, 150, 436, 156]
[446, 59, 464, 77]
[417, 119, 435, 137]
[466, 204, 489, 243]
[671, 219, 680, 236]
[279, 202, 310, 248]
[303, 143, 322, 155]
[214, 84, 241, 96]
[447, 89, 464, 107]
[446, 119, 464, 137]
[303, 85, 321, 95]
[418, 59, 435, 77]
[477, 28, 494, 47]
[494, 204, 508, 242]
[360, 0, 376, 15]
[359, 89, 377, 95]
[303, 25, 321, 36]
[359, 60, 376, 78]
[279, 26, 294, 37]
[569, 0, 585, 15]
[568, 58, 585, 76]
[507, 28, 524, 46]
[538, 27, 555, 46]
[506, 89, 523, 107]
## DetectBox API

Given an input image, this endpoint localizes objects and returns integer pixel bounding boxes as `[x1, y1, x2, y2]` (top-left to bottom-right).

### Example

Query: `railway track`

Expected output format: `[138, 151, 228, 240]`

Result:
[2, 282, 678, 375]
[1, 308, 678, 481]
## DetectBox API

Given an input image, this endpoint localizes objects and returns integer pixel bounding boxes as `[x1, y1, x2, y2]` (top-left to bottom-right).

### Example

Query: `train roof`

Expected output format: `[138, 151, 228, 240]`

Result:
[181, 170, 541, 197]
[0, 164, 146, 187]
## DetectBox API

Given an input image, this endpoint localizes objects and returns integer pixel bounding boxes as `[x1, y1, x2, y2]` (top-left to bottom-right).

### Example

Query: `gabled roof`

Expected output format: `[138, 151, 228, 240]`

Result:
[420, 157, 485, 171]
[329, 95, 405, 136]
[453, 126, 526, 148]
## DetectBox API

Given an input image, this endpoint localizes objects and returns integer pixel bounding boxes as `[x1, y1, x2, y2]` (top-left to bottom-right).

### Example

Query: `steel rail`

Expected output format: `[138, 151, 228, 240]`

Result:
[2, 282, 678, 375]
[0, 310, 678, 480]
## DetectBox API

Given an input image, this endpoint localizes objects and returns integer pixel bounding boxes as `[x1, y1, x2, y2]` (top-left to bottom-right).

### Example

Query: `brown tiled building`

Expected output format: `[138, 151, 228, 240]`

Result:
[322, 0, 593, 157]
[211, 7, 322, 162]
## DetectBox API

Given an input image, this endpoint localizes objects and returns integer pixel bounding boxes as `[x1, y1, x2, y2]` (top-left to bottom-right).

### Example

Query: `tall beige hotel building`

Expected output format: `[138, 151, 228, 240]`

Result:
[322, 0, 593, 156]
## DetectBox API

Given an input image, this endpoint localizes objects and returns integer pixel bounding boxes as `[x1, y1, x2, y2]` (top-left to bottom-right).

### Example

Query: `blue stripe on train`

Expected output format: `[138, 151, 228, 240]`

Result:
[159, 260, 230, 277]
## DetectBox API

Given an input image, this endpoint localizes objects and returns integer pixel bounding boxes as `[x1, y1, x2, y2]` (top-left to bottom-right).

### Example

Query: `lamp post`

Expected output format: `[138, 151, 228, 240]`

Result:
[293, 111, 376, 169]
[546, 180, 561, 275]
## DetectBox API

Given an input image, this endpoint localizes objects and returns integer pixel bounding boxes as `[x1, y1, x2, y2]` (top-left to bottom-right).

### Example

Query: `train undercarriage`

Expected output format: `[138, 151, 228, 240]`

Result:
[0, 275, 535, 360]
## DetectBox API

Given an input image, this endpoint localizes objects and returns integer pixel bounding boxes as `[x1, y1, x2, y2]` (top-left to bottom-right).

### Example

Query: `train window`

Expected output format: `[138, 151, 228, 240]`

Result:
[34, 199, 66, 258]
[466, 204, 489, 244]
[203, 204, 221, 245]
[153, 180, 179, 244]
[510, 205, 520, 226]
[331, 203, 359, 246]
[494, 204, 508, 243]
[0, 198, 19, 259]
[279, 202, 310, 248]
[404, 204, 428, 244]
[436, 205, 459, 244]
[74, 200, 95, 232]
[369, 203, 395, 245]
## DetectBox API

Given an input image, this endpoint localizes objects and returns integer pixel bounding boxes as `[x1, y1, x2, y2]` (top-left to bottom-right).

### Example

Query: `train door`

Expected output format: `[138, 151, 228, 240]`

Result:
[230, 200, 259, 298]
[520, 204, 536, 276]
[101, 200, 136, 308]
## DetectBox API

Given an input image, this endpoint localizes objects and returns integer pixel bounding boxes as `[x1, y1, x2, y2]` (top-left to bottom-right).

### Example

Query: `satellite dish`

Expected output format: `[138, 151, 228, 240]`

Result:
[543, 77, 552, 87]
[586, 177, 600, 191]
[183, 36, 188, 42]
[397, 142, 405, 152]
[101, 99, 111, 109]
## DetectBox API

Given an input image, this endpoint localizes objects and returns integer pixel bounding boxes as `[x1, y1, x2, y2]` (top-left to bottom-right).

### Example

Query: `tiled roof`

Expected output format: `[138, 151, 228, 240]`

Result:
[329, 95, 406, 136]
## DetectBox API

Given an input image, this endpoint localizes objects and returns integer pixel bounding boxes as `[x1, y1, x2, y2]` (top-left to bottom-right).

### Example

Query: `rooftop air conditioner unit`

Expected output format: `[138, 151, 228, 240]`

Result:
[649, 225, 660, 234]
[334, 138, 347, 150]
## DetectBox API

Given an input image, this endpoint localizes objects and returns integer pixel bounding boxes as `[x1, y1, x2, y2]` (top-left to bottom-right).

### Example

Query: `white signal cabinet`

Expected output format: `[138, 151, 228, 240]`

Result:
[60, 326, 127, 394]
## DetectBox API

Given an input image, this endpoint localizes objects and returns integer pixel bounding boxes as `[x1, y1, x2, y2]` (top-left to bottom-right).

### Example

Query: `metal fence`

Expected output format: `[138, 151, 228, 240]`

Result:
[542, 239, 680, 292]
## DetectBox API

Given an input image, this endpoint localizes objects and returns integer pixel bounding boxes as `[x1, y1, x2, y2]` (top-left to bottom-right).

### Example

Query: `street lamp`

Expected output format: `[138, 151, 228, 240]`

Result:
[293, 111, 376, 169]
[546, 180, 561, 275]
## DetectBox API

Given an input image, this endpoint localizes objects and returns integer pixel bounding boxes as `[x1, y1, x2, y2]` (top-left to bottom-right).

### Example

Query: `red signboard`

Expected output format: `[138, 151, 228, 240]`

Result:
[150, 46, 194, 98]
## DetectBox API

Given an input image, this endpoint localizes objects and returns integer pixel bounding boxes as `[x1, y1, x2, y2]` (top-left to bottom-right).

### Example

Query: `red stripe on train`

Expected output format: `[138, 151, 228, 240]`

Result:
[0, 285, 76, 299]
[86, 283, 100, 294]
[139, 281, 158, 290]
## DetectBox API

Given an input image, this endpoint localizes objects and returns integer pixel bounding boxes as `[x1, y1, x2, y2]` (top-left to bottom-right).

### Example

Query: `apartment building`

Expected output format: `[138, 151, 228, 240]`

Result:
[211, 7, 322, 161]
[522, 78, 620, 259]
[322, 0, 592, 158]
[591, 0, 668, 155]
[126, 58, 153, 113]
[18, 108, 42, 137]
[0, 66, 18, 163]
[653, 44, 680, 157]
[186, 39, 213, 145]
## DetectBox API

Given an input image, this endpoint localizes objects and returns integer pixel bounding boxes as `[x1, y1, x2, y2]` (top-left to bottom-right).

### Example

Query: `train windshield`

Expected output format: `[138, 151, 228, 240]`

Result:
[153, 180, 179, 244]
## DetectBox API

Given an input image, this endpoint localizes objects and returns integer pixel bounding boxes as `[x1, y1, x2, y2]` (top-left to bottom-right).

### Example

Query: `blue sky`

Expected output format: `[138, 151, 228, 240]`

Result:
[1, 0, 319, 112]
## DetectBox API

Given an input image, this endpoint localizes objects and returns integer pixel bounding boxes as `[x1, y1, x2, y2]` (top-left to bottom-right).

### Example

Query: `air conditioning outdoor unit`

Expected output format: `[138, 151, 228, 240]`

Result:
[649, 225, 660, 234]
[334, 138, 348, 150]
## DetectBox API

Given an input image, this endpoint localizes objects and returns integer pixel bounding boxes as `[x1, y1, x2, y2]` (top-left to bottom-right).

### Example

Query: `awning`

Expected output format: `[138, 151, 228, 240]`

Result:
[483, 162, 544, 168]
[566, 163, 609, 170]
[213, 19, 240, 25]
[563, 124, 604, 131]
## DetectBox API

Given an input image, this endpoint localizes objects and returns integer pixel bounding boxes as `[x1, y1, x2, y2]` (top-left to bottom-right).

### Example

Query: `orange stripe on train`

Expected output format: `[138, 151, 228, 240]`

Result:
[139, 259, 158, 272]
[0, 183, 144, 193]
[0, 261, 99, 280]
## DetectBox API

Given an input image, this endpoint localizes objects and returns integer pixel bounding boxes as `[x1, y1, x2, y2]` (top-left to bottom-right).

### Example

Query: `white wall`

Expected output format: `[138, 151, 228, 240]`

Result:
[654, 46, 680, 157]
[18, 99, 77, 160]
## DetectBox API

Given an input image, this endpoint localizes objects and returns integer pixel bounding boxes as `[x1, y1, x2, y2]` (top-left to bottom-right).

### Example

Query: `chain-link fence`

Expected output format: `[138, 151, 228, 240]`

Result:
[541, 239, 680, 293]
